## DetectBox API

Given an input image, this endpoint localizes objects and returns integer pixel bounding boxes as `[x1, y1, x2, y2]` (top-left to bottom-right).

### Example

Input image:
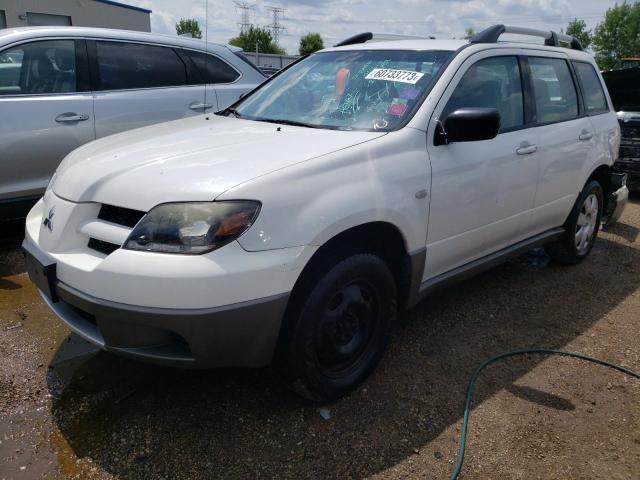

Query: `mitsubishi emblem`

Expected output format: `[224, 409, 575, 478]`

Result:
[43, 206, 55, 232]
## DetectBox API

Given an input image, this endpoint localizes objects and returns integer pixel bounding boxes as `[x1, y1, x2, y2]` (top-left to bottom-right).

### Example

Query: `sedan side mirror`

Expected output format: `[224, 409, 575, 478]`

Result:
[435, 108, 501, 145]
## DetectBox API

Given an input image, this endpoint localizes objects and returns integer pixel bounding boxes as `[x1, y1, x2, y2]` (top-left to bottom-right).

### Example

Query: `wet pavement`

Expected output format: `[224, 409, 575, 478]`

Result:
[1, 198, 639, 479]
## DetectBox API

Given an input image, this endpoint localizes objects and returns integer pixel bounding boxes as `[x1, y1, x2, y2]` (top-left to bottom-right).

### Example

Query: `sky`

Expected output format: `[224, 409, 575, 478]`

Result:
[125, 0, 623, 55]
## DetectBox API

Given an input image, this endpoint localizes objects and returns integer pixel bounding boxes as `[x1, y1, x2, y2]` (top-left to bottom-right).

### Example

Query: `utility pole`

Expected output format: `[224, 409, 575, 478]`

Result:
[266, 5, 285, 46]
[234, 1, 255, 34]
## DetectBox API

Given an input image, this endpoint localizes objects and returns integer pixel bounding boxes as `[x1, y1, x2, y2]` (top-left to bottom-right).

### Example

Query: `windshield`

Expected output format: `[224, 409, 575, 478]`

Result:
[227, 49, 453, 131]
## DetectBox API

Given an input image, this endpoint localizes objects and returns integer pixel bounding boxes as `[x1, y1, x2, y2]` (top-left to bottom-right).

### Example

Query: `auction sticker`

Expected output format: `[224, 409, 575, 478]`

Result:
[365, 68, 424, 84]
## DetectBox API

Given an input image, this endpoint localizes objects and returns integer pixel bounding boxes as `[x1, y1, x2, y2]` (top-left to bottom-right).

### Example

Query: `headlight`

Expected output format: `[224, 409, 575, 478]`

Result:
[123, 201, 260, 254]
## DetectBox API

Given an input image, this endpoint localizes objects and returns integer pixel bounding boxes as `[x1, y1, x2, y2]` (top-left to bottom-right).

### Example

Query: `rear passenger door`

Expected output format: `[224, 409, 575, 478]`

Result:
[523, 53, 595, 235]
[571, 60, 618, 166]
[89, 40, 207, 138]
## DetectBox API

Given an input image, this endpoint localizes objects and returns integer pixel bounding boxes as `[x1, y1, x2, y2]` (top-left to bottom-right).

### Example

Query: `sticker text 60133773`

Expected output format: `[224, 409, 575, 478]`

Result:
[365, 68, 425, 85]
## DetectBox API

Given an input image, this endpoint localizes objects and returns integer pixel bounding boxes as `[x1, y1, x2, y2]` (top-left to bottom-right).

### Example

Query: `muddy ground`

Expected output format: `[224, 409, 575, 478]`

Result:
[1, 198, 639, 480]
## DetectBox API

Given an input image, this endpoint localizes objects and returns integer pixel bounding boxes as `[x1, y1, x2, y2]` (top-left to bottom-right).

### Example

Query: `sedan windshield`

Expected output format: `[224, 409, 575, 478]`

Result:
[228, 49, 453, 131]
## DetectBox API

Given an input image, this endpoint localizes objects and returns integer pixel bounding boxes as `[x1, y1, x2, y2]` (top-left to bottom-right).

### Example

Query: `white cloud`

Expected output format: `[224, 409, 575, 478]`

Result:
[125, 0, 619, 54]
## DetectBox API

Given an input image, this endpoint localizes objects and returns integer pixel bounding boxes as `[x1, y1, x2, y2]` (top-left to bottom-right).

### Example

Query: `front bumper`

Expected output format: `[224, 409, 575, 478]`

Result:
[37, 270, 289, 367]
[613, 159, 640, 191]
[604, 172, 629, 226]
[23, 196, 316, 367]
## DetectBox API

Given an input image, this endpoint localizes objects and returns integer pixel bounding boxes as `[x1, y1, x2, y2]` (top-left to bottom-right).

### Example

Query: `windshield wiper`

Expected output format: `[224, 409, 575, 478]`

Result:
[216, 107, 243, 118]
[256, 118, 323, 129]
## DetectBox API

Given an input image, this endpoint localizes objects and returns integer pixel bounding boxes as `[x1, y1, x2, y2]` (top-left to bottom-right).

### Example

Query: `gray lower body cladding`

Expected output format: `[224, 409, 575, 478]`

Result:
[40, 280, 289, 368]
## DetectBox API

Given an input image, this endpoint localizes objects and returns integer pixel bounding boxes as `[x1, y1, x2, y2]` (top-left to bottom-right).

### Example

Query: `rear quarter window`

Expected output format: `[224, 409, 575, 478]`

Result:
[184, 50, 240, 84]
[573, 61, 609, 115]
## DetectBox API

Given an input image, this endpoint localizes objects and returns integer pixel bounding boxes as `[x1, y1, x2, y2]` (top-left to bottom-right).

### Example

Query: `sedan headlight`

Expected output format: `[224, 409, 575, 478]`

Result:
[123, 201, 260, 254]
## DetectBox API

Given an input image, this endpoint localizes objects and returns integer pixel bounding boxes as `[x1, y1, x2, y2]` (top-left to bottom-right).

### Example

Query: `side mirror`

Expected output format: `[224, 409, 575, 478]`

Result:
[435, 108, 501, 145]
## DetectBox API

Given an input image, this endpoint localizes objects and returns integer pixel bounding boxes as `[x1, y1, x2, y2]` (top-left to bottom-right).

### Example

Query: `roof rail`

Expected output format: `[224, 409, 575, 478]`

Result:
[333, 32, 437, 47]
[470, 24, 583, 51]
[334, 32, 373, 47]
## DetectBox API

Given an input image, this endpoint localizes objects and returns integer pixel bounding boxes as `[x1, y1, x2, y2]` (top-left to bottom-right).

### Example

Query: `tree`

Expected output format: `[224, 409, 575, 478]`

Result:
[175, 18, 202, 39]
[563, 18, 591, 50]
[592, 2, 640, 71]
[463, 28, 475, 40]
[229, 26, 285, 55]
[299, 33, 324, 56]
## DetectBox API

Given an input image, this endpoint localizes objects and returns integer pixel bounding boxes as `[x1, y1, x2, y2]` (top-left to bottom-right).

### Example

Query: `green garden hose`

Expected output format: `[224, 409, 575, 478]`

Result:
[449, 348, 640, 480]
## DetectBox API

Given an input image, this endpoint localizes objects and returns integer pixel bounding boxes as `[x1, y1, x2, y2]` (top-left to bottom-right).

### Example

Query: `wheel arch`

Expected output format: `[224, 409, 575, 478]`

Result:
[286, 221, 421, 320]
[585, 164, 612, 211]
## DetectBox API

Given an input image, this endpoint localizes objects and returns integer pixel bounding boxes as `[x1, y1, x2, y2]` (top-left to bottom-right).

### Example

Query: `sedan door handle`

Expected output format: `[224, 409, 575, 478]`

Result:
[579, 131, 594, 141]
[516, 143, 537, 155]
[55, 113, 89, 123]
[189, 102, 213, 111]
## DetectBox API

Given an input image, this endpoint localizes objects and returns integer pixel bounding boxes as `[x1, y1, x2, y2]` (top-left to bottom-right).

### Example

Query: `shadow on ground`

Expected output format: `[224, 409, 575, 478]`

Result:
[0, 220, 26, 278]
[45, 235, 640, 479]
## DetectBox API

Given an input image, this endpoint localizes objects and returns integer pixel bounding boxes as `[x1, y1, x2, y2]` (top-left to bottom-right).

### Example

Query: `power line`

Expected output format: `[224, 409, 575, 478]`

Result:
[266, 5, 286, 46]
[234, 1, 255, 34]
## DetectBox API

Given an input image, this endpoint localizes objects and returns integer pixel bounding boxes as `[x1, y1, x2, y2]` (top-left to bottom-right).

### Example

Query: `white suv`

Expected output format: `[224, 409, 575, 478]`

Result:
[23, 26, 628, 401]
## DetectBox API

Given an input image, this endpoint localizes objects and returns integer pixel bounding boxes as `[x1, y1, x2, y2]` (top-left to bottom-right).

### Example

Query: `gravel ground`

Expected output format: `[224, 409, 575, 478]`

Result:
[0, 197, 639, 480]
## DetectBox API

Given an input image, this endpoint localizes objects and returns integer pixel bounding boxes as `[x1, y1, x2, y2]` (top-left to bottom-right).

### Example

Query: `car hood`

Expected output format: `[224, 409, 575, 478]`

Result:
[52, 115, 384, 211]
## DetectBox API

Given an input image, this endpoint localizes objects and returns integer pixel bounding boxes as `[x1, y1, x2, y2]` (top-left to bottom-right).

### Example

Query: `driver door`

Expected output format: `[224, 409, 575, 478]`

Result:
[423, 52, 539, 280]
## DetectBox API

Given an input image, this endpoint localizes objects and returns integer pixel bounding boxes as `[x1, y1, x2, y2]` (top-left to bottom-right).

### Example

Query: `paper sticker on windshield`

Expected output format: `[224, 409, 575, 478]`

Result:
[365, 68, 425, 84]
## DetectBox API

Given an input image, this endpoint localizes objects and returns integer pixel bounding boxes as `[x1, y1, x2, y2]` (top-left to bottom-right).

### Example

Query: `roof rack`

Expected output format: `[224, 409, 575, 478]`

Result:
[470, 24, 583, 51]
[333, 32, 437, 47]
[334, 32, 373, 47]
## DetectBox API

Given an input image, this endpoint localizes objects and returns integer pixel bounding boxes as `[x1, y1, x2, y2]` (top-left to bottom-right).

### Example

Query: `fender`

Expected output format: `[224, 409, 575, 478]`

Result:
[220, 127, 432, 254]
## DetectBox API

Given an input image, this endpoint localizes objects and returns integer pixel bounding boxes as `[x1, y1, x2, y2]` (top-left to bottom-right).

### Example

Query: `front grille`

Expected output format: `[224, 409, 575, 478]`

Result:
[98, 204, 146, 228]
[620, 144, 640, 160]
[88, 238, 120, 255]
[621, 126, 640, 139]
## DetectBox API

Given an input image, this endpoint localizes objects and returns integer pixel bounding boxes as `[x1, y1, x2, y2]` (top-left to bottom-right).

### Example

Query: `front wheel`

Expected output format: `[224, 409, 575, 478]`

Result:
[277, 253, 397, 402]
[545, 180, 603, 264]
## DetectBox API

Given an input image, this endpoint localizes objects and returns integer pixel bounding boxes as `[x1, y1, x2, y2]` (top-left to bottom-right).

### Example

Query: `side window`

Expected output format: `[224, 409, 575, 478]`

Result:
[528, 57, 578, 124]
[573, 62, 609, 114]
[442, 56, 524, 132]
[95, 41, 187, 91]
[0, 40, 76, 96]
[184, 50, 240, 84]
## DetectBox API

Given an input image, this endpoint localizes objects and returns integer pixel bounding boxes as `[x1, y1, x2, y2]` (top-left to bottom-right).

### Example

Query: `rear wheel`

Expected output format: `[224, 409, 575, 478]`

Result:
[277, 253, 397, 402]
[545, 180, 603, 264]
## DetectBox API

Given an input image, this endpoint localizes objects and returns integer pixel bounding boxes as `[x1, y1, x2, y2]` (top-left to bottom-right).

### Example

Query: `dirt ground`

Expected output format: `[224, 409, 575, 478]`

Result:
[0, 197, 639, 480]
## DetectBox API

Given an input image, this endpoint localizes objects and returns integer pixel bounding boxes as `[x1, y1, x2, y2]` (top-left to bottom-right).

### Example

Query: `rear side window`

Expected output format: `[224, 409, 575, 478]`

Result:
[184, 50, 240, 84]
[95, 41, 187, 91]
[0, 40, 76, 95]
[443, 56, 524, 132]
[573, 62, 609, 114]
[529, 57, 578, 124]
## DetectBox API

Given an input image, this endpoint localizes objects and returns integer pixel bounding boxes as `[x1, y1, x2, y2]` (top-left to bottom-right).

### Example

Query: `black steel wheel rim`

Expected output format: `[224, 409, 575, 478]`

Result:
[314, 279, 379, 377]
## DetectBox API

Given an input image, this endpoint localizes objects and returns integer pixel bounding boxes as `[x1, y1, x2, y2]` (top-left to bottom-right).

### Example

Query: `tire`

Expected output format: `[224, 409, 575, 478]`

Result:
[545, 180, 603, 264]
[276, 253, 397, 402]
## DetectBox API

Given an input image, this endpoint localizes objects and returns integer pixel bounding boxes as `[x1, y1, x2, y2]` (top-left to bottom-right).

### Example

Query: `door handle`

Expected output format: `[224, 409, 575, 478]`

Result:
[516, 143, 537, 155]
[189, 102, 213, 111]
[55, 113, 89, 123]
[579, 131, 594, 141]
